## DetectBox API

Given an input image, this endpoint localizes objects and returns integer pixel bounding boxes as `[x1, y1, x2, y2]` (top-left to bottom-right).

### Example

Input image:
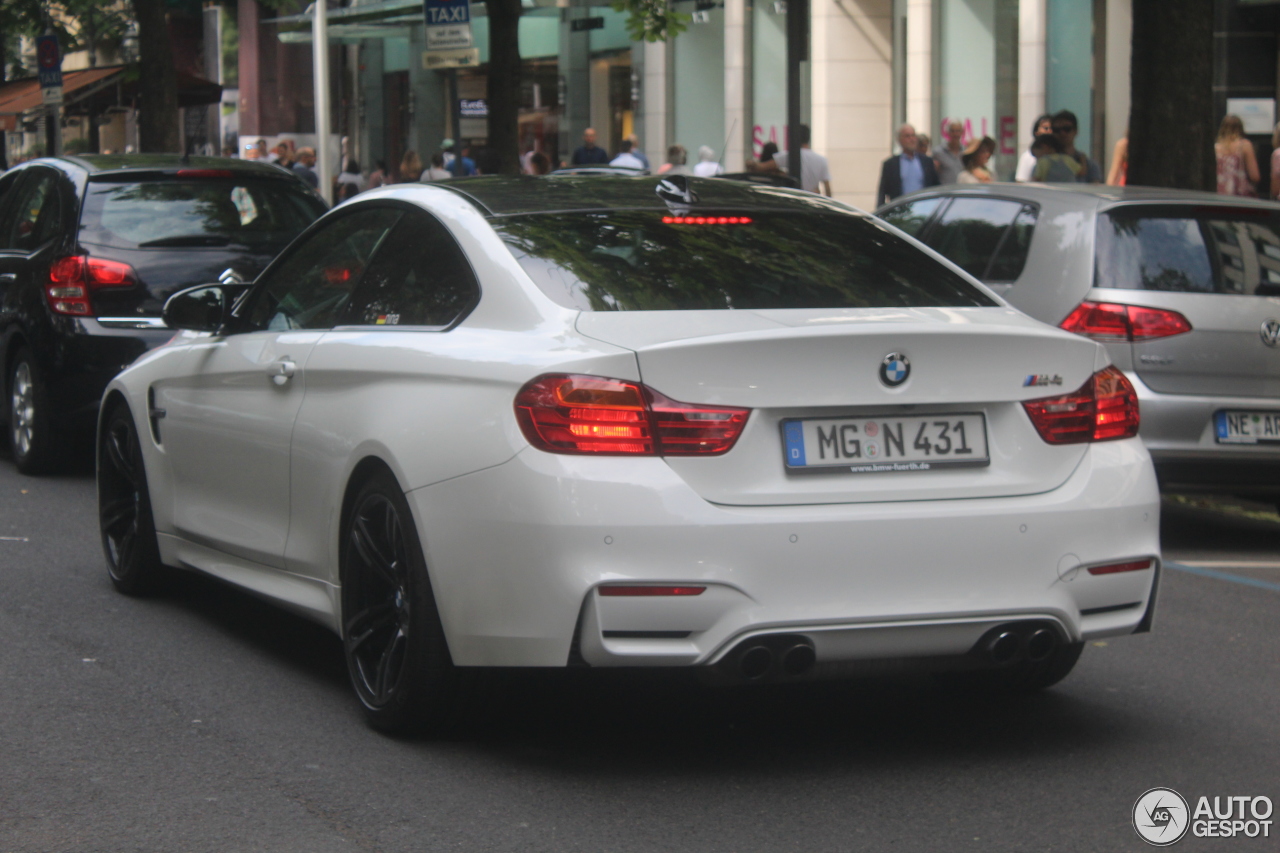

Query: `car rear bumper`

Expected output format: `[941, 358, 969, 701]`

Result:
[408, 437, 1161, 669]
[42, 320, 173, 428]
[1125, 370, 1280, 495]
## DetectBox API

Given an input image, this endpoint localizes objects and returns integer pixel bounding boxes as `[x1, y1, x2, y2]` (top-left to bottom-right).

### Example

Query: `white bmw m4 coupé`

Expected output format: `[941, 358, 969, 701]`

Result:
[98, 176, 1161, 733]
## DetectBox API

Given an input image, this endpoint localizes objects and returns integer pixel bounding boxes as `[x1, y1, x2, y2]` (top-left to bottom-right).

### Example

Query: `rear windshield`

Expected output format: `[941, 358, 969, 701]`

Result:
[1097, 206, 1280, 297]
[494, 211, 997, 311]
[79, 178, 324, 250]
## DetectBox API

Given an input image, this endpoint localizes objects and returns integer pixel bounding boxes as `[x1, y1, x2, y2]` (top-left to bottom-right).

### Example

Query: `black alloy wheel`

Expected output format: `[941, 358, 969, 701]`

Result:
[342, 470, 455, 735]
[8, 347, 57, 474]
[98, 403, 164, 595]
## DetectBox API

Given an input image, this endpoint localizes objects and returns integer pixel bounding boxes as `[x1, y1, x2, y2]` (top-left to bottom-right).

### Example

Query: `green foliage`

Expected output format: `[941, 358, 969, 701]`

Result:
[64, 137, 92, 154]
[610, 0, 690, 42]
[0, 0, 131, 69]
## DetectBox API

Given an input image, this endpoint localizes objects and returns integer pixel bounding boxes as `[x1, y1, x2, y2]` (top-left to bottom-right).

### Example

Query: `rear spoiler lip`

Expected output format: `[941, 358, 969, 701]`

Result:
[86, 166, 303, 183]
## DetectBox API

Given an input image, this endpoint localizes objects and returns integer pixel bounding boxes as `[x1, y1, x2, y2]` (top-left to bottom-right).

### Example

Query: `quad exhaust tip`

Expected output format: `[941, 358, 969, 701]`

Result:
[975, 621, 1060, 665]
[732, 635, 816, 680]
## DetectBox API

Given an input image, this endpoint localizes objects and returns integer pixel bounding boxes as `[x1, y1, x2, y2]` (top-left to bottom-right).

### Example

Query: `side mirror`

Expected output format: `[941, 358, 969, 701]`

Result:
[163, 285, 227, 332]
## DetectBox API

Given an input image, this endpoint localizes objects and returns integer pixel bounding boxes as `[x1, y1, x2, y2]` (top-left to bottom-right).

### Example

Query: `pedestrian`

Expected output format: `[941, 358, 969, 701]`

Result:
[876, 123, 937, 205]
[626, 134, 650, 170]
[774, 124, 834, 196]
[916, 133, 932, 160]
[1271, 123, 1280, 200]
[441, 139, 475, 176]
[746, 141, 782, 174]
[292, 147, 319, 188]
[1215, 114, 1260, 197]
[273, 142, 293, 168]
[1106, 131, 1128, 186]
[957, 136, 996, 183]
[472, 148, 501, 175]
[529, 152, 551, 175]
[336, 158, 363, 198]
[572, 127, 610, 166]
[367, 159, 389, 189]
[1015, 114, 1053, 181]
[1030, 133, 1082, 182]
[421, 152, 451, 182]
[658, 144, 690, 175]
[1051, 110, 1102, 183]
[398, 150, 423, 183]
[692, 145, 724, 177]
[610, 139, 646, 171]
[935, 119, 966, 184]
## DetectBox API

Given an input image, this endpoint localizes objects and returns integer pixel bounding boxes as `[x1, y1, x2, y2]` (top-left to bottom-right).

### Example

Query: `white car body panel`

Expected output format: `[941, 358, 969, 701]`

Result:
[101, 181, 1161, 677]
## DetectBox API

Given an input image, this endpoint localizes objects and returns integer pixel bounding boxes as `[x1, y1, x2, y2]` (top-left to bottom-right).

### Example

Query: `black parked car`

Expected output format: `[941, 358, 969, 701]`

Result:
[0, 155, 327, 473]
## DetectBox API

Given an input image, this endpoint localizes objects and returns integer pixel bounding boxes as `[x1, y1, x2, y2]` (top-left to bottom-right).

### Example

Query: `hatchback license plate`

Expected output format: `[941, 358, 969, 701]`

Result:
[782, 413, 989, 472]
[1215, 410, 1280, 444]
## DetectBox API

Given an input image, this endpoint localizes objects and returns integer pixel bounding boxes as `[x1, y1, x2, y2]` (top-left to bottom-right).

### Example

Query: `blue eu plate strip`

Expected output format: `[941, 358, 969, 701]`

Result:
[784, 421, 806, 467]
[1215, 411, 1228, 440]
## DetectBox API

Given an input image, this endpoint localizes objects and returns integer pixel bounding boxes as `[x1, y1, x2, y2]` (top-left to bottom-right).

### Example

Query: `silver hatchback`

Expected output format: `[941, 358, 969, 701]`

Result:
[877, 184, 1280, 504]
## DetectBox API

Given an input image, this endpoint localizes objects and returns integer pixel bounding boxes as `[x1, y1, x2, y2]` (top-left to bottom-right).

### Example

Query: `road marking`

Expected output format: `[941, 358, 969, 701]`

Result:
[0, 536, 29, 542]
[1166, 562, 1280, 593]
[1173, 559, 1280, 570]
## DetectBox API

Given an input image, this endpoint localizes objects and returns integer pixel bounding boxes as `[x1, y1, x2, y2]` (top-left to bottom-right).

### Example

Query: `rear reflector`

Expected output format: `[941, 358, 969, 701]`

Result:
[1087, 559, 1154, 576]
[598, 585, 706, 596]
[1022, 366, 1140, 444]
[1059, 301, 1191, 341]
[515, 374, 750, 456]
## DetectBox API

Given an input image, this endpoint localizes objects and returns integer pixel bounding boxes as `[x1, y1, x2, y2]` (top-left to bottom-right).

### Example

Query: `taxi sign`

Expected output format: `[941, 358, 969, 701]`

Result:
[424, 0, 473, 50]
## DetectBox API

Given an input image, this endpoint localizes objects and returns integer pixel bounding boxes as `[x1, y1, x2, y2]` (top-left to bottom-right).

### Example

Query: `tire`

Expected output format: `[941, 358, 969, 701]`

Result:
[98, 402, 165, 595]
[8, 347, 58, 474]
[341, 470, 456, 735]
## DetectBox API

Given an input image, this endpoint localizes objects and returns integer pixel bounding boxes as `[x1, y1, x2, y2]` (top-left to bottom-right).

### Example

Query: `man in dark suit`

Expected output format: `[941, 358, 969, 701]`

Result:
[877, 123, 940, 207]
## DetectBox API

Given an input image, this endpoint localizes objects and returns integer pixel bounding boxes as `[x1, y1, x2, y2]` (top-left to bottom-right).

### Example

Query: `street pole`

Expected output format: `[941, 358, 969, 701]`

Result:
[312, 1, 334, 204]
[785, 0, 806, 185]
[450, 69, 463, 177]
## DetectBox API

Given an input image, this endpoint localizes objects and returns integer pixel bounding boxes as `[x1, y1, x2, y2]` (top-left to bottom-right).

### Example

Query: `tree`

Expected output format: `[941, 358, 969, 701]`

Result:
[1128, 0, 1214, 191]
[132, 0, 181, 152]
[484, 0, 688, 175]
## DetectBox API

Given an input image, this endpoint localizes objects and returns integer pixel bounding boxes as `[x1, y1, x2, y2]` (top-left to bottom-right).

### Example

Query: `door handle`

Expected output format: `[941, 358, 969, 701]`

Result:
[270, 358, 297, 386]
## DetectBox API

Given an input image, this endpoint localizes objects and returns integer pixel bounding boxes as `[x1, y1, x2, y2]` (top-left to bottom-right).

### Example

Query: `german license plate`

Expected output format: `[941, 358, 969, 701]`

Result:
[1215, 410, 1280, 444]
[782, 413, 990, 472]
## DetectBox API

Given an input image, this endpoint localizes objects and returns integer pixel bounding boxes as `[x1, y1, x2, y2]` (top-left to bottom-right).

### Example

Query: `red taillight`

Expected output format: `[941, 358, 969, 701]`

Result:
[1059, 300, 1191, 341]
[1087, 558, 1154, 576]
[1022, 366, 1140, 444]
[175, 169, 234, 178]
[514, 374, 750, 456]
[598, 585, 706, 596]
[46, 255, 137, 316]
[661, 216, 753, 225]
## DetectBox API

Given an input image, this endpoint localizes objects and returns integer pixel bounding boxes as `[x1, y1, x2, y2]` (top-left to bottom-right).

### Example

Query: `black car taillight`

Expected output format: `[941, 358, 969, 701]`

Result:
[46, 256, 138, 316]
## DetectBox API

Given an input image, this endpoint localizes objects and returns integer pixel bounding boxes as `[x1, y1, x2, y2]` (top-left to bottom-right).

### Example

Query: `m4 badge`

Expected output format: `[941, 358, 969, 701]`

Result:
[1023, 374, 1064, 387]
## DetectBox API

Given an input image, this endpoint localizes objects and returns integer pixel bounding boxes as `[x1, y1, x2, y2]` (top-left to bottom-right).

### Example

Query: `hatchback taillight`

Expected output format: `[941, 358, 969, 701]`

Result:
[1059, 300, 1191, 341]
[1022, 366, 1140, 444]
[46, 255, 137, 316]
[514, 374, 750, 456]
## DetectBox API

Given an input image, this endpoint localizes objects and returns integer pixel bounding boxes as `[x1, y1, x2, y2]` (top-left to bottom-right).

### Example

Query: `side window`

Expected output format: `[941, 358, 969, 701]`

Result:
[985, 205, 1039, 282]
[244, 207, 403, 331]
[879, 197, 944, 238]
[924, 198, 1025, 280]
[8, 169, 62, 253]
[1206, 217, 1280, 296]
[0, 171, 23, 249]
[1095, 213, 1215, 293]
[340, 210, 479, 328]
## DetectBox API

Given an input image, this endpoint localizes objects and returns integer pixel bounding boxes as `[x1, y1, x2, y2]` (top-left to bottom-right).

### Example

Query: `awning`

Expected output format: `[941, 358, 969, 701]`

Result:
[0, 66, 122, 130]
[0, 66, 223, 131]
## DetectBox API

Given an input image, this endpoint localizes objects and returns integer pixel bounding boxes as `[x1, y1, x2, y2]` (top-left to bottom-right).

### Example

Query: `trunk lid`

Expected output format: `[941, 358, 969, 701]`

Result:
[577, 307, 1104, 505]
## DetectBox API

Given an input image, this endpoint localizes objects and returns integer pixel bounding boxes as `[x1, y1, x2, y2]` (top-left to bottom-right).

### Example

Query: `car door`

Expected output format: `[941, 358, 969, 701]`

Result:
[0, 168, 67, 333]
[160, 205, 403, 568]
[0, 169, 29, 336]
[283, 206, 482, 583]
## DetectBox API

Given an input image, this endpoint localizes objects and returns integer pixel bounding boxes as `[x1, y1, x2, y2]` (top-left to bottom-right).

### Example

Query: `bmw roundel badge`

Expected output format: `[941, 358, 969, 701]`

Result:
[879, 352, 910, 387]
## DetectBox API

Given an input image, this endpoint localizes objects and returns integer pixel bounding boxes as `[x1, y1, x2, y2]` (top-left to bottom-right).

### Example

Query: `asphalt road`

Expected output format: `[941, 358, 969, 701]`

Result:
[1, 454, 1277, 852]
